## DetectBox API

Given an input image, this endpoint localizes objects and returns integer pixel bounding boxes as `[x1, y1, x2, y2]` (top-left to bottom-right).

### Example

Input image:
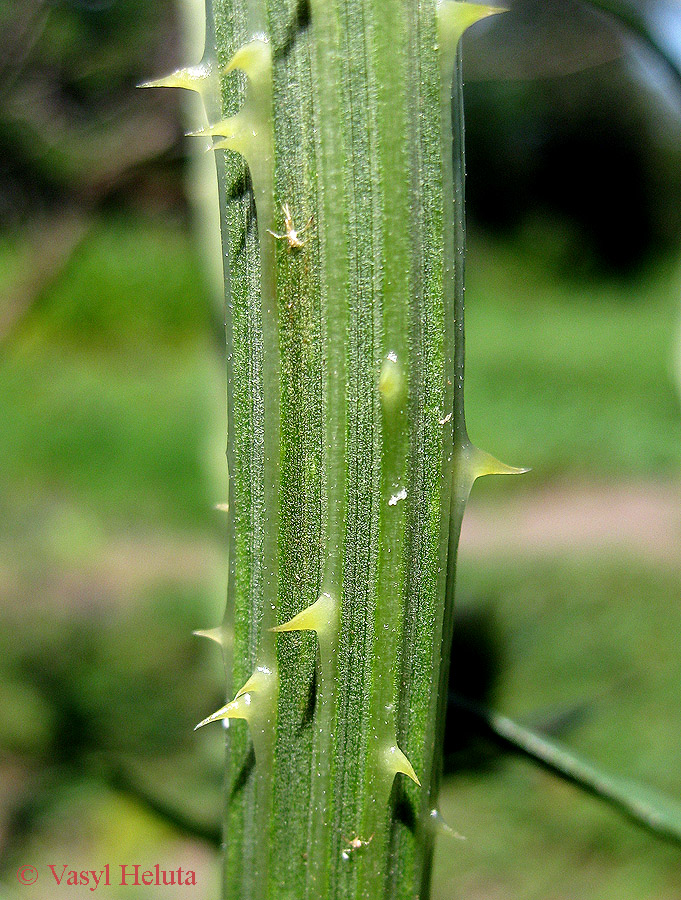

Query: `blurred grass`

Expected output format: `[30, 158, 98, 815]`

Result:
[1, 211, 680, 897]
[1, 214, 225, 532]
[18, 216, 214, 353]
[0, 212, 226, 897]
[466, 231, 681, 478]
[0, 351, 220, 528]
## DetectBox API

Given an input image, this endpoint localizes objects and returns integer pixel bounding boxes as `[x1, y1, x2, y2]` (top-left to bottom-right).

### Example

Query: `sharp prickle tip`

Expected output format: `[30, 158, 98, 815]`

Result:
[194, 693, 252, 730]
[192, 627, 223, 646]
[194, 708, 225, 731]
[465, 444, 530, 480]
[430, 809, 466, 840]
[138, 76, 172, 90]
[138, 66, 209, 93]
[384, 745, 421, 786]
[271, 593, 337, 635]
[481, 459, 530, 477]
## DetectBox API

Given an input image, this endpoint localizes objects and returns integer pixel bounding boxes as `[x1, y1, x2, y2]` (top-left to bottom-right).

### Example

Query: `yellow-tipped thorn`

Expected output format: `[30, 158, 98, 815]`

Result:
[194, 692, 252, 730]
[224, 39, 271, 80]
[271, 592, 337, 635]
[186, 115, 244, 141]
[384, 745, 421, 786]
[193, 627, 223, 646]
[429, 809, 466, 840]
[469, 445, 530, 480]
[138, 64, 211, 94]
[234, 666, 274, 699]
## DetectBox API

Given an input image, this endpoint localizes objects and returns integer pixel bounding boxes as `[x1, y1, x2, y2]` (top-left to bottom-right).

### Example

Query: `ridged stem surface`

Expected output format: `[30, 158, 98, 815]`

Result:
[177, 2, 510, 899]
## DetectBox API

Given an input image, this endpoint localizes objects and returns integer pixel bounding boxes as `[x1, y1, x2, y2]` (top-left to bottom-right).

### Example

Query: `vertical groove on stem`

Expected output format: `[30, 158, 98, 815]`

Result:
[306, 0, 350, 895]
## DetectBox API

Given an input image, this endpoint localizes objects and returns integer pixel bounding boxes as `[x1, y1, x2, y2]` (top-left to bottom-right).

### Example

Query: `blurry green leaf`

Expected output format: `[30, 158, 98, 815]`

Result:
[455, 696, 681, 844]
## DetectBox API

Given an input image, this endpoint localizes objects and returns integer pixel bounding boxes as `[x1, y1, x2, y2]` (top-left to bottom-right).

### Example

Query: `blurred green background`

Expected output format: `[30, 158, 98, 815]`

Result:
[1, 1, 681, 898]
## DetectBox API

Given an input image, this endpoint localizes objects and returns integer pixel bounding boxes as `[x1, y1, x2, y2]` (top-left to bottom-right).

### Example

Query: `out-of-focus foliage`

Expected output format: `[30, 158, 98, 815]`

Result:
[0, 0, 204, 343]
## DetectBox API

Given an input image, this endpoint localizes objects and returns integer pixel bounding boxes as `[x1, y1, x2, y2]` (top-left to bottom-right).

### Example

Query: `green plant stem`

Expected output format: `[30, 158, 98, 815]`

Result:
[201, 2, 499, 898]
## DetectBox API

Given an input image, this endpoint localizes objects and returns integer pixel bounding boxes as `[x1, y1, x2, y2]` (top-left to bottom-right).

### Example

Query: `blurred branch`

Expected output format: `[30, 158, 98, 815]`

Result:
[451, 694, 681, 846]
[0, 0, 186, 342]
[0, 767, 65, 876]
[0, 208, 92, 340]
[0, 757, 220, 876]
